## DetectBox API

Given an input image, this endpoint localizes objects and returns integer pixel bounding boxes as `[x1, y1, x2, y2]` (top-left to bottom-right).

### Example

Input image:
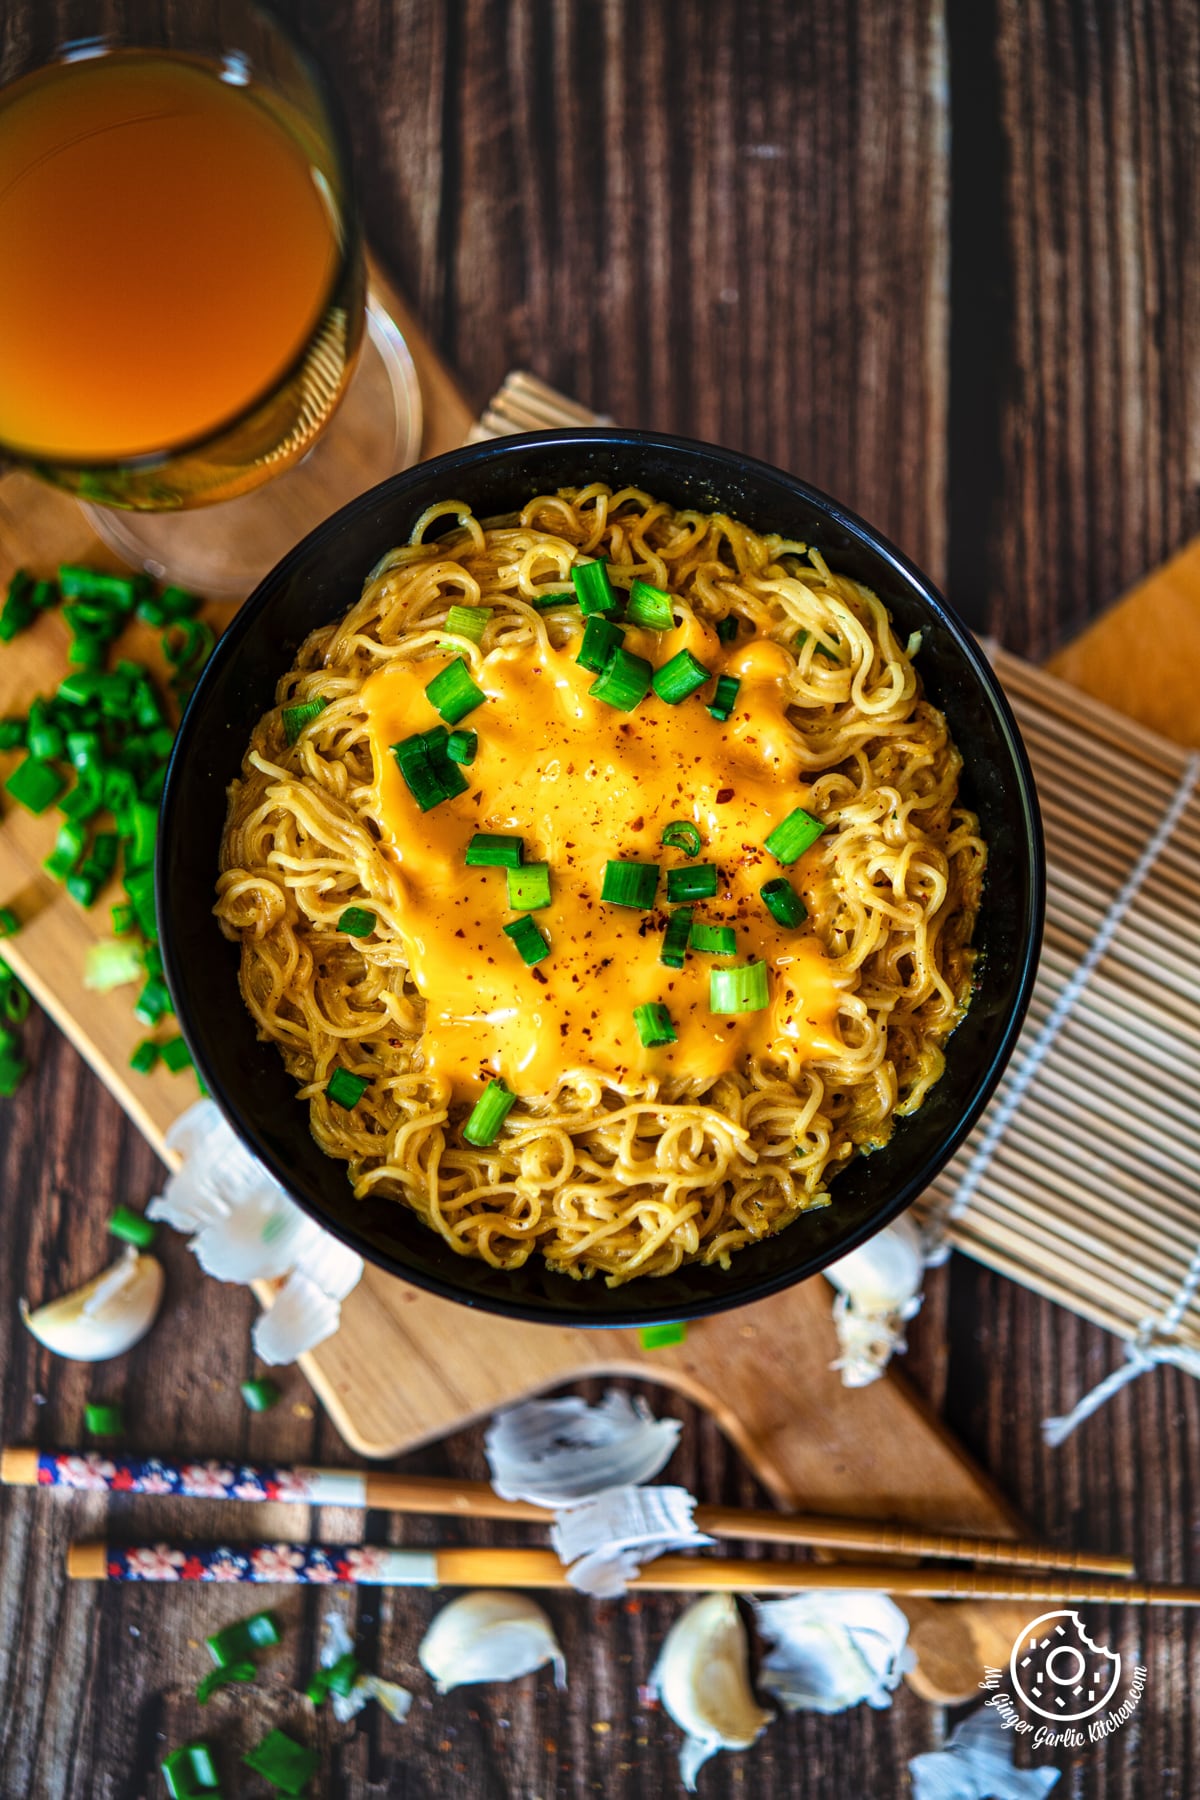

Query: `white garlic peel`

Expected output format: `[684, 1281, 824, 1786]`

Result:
[485, 1390, 680, 1505]
[318, 1613, 413, 1725]
[551, 1485, 715, 1599]
[755, 1592, 915, 1713]
[418, 1591, 566, 1694]
[909, 1704, 1061, 1799]
[651, 1594, 772, 1791]
[20, 1248, 164, 1362]
[825, 1213, 926, 1386]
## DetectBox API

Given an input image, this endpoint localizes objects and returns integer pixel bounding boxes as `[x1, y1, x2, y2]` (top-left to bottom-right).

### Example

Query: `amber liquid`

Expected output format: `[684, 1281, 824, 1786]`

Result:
[0, 50, 343, 467]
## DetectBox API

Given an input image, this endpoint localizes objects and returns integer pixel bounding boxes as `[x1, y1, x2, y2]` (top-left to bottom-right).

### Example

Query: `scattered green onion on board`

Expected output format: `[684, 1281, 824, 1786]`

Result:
[337, 906, 376, 937]
[446, 728, 477, 765]
[0, 907, 18, 937]
[307, 1651, 360, 1704]
[690, 921, 737, 955]
[626, 580, 675, 630]
[463, 1077, 517, 1146]
[160, 1037, 193, 1073]
[660, 820, 702, 857]
[660, 905, 694, 968]
[243, 1730, 319, 1798]
[502, 914, 550, 965]
[761, 877, 807, 927]
[162, 1741, 222, 1798]
[652, 649, 710, 705]
[576, 614, 625, 674]
[84, 1401, 123, 1438]
[442, 604, 489, 646]
[707, 673, 740, 722]
[601, 860, 658, 908]
[590, 644, 653, 711]
[571, 557, 618, 617]
[465, 832, 524, 868]
[282, 696, 328, 745]
[240, 1377, 282, 1413]
[666, 863, 718, 903]
[764, 807, 825, 864]
[506, 862, 552, 911]
[426, 656, 485, 726]
[633, 1002, 677, 1048]
[196, 1660, 256, 1706]
[108, 1204, 156, 1249]
[327, 1067, 369, 1108]
[710, 961, 770, 1014]
[640, 1320, 687, 1349]
[206, 1611, 282, 1668]
[129, 1040, 159, 1075]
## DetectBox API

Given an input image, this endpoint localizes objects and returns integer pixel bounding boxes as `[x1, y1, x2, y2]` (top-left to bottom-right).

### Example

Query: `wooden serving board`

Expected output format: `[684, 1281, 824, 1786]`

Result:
[5, 260, 1192, 1705]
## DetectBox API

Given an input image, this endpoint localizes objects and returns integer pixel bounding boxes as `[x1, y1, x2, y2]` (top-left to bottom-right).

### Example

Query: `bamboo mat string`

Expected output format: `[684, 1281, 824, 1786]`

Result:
[924, 746, 1200, 1268]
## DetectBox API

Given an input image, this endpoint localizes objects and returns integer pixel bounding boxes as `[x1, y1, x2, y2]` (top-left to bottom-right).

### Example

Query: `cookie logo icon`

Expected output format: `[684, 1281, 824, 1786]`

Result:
[1009, 1610, 1121, 1723]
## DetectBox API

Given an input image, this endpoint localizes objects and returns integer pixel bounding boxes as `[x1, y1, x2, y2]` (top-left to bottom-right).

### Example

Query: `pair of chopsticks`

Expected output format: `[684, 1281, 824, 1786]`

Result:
[11, 1444, 1195, 1603]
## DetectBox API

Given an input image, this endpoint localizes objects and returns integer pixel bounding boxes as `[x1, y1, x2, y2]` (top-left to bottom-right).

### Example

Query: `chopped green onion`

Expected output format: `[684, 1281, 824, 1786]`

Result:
[502, 913, 550, 965]
[426, 656, 485, 725]
[337, 906, 376, 937]
[163, 1741, 222, 1797]
[761, 877, 807, 927]
[26, 698, 64, 762]
[764, 807, 825, 864]
[58, 566, 140, 609]
[242, 1729, 319, 1798]
[442, 604, 489, 646]
[661, 820, 702, 857]
[158, 584, 201, 621]
[601, 860, 658, 908]
[653, 649, 711, 705]
[196, 1660, 256, 1705]
[690, 922, 737, 955]
[590, 644, 653, 711]
[710, 961, 770, 1014]
[0, 1055, 27, 1097]
[207, 1611, 282, 1667]
[5, 755, 65, 814]
[533, 583, 574, 608]
[163, 618, 214, 684]
[506, 862, 551, 911]
[716, 616, 739, 643]
[0, 570, 36, 642]
[465, 832, 524, 868]
[160, 1036, 192, 1074]
[30, 578, 57, 612]
[282, 696, 328, 746]
[107, 1204, 156, 1248]
[391, 728, 469, 811]
[129, 1039, 159, 1075]
[124, 868, 158, 939]
[707, 674, 740, 721]
[84, 938, 144, 992]
[446, 728, 477, 764]
[640, 1320, 687, 1349]
[463, 1077, 517, 1145]
[571, 557, 618, 617]
[327, 1066, 369, 1108]
[0, 908, 18, 937]
[0, 968, 29, 1025]
[65, 871, 98, 908]
[634, 1002, 677, 1048]
[44, 819, 86, 882]
[126, 802, 157, 870]
[84, 1401, 123, 1437]
[240, 1377, 282, 1413]
[56, 670, 104, 708]
[308, 1650, 360, 1703]
[666, 863, 718, 903]
[576, 614, 625, 674]
[794, 627, 841, 660]
[133, 978, 172, 1026]
[660, 905, 694, 968]
[0, 718, 26, 751]
[626, 580, 675, 630]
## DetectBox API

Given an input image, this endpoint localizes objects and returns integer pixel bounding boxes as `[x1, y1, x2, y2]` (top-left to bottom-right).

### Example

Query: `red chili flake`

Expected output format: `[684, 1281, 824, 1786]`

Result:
[532, 967, 548, 985]
[716, 788, 734, 803]
[630, 815, 644, 831]
[454, 928, 465, 938]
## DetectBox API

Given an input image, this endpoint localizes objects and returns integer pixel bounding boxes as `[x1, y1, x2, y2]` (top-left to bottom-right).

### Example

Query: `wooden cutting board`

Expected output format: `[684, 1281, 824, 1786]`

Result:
[5, 260, 1190, 1705]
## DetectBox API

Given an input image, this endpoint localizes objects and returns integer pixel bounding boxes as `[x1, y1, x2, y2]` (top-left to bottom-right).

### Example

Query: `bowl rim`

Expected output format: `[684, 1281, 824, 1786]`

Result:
[159, 426, 1045, 1326]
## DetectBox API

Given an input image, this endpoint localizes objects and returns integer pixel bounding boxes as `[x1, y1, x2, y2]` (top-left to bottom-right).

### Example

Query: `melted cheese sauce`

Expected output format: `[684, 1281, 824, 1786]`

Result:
[361, 613, 844, 1100]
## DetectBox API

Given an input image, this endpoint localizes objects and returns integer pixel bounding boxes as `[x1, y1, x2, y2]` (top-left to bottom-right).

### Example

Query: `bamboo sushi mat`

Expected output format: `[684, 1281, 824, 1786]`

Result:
[917, 648, 1200, 1362]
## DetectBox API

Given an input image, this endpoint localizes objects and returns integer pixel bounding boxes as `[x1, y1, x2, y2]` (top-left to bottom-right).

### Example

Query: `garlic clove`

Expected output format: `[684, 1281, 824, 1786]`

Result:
[651, 1594, 772, 1791]
[21, 1249, 164, 1362]
[825, 1214, 926, 1386]
[418, 1591, 566, 1694]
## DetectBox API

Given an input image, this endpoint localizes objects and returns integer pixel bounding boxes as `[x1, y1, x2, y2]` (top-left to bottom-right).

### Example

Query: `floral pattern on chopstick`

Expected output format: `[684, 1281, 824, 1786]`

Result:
[103, 1541, 393, 1583]
[36, 1450, 330, 1503]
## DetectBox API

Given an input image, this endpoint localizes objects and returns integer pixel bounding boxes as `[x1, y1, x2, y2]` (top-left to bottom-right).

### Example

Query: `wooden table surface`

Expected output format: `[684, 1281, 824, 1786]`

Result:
[3, 2, 1199, 1795]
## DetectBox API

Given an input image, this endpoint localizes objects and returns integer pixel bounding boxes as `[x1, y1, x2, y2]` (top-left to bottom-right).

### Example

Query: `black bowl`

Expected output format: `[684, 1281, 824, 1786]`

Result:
[158, 429, 1043, 1327]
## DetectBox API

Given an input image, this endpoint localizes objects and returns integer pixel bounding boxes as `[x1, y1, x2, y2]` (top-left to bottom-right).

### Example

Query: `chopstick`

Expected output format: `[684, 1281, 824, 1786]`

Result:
[2, 1446, 1134, 1576]
[65, 1540, 1199, 1603]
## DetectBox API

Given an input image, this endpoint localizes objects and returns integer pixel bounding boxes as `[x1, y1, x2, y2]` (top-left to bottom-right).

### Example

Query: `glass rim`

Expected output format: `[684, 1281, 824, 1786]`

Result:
[0, 4, 363, 477]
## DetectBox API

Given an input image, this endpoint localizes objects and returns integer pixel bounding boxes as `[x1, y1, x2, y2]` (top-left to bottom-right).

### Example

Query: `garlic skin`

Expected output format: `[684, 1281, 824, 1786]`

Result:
[485, 1390, 680, 1505]
[825, 1213, 926, 1386]
[755, 1591, 915, 1713]
[651, 1594, 772, 1791]
[418, 1591, 566, 1694]
[20, 1249, 164, 1362]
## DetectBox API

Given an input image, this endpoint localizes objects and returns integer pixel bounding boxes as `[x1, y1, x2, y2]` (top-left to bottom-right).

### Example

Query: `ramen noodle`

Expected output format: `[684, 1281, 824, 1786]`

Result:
[216, 486, 985, 1283]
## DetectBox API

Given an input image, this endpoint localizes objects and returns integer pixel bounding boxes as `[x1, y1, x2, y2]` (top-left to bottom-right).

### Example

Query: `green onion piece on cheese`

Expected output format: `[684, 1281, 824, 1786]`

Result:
[652, 649, 710, 705]
[660, 905, 694, 968]
[426, 656, 485, 726]
[463, 1077, 517, 1146]
[576, 614, 625, 674]
[446, 729, 477, 765]
[465, 832, 524, 868]
[338, 906, 376, 937]
[660, 820, 702, 857]
[571, 557, 618, 617]
[282, 696, 328, 746]
[502, 914, 550, 965]
[707, 674, 740, 721]
[690, 921, 737, 955]
[710, 961, 770, 1014]
[601, 860, 658, 908]
[391, 729, 468, 811]
[506, 862, 551, 911]
[764, 807, 825, 864]
[761, 877, 807, 927]
[716, 616, 739, 643]
[626, 580, 675, 630]
[590, 644, 653, 711]
[327, 1067, 369, 1108]
[634, 1002, 677, 1048]
[442, 604, 489, 645]
[666, 863, 718, 903]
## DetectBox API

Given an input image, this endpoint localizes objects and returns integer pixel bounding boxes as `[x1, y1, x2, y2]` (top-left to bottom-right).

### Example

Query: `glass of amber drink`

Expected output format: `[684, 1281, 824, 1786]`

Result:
[0, 4, 420, 593]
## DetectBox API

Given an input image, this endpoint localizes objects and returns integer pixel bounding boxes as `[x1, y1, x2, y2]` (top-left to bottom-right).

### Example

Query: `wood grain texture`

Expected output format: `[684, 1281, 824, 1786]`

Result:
[2, 1, 1199, 1796]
